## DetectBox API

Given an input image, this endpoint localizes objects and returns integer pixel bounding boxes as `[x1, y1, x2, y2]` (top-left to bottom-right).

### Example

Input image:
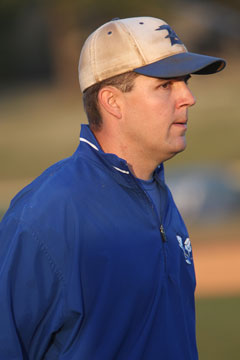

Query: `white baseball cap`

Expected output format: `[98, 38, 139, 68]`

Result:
[79, 16, 226, 92]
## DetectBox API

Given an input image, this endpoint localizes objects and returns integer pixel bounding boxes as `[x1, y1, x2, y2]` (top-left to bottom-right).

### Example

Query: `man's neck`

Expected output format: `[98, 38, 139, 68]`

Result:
[92, 128, 159, 181]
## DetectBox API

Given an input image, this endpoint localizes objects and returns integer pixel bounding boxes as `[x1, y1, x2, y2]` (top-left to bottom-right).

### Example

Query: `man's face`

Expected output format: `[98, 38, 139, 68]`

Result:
[119, 74, 196, 165]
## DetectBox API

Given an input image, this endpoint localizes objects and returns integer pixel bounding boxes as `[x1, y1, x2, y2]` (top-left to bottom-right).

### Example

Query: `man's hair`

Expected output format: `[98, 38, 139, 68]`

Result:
[82, 71, 140, 131]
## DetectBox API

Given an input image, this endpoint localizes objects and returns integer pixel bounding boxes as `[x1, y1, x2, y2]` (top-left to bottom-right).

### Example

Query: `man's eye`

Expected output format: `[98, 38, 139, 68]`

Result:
[160, 81, 171, 89]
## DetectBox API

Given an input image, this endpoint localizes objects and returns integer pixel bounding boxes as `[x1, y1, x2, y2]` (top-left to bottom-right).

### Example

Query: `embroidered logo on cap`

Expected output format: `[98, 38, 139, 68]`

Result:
[156, 25, 183, 46]
[176, 235, 192, 264]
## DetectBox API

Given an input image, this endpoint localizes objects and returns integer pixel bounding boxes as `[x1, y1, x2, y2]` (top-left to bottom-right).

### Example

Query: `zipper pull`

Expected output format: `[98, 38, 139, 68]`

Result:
[160, 224, 167, 243]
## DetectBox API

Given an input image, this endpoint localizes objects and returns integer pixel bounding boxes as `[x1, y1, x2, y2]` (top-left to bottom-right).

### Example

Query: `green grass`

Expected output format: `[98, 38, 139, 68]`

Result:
[0, 85, 87, 180]
[196, 296, 240, 359]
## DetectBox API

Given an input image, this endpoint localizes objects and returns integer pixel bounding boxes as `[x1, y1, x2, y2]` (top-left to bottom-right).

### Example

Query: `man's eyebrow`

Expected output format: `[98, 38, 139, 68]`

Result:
[155, 74, 192, 83]
[174, 74, 192, 82]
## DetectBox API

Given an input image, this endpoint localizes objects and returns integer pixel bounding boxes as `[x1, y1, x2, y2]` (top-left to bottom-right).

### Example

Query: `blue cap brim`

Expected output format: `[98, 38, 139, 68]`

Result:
[133, 52, 226, 78]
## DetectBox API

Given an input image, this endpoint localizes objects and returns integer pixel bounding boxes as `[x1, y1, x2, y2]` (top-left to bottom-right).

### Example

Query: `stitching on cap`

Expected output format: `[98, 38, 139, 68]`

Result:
[91, 29, 99, 83]
[117, 20, 147, 64]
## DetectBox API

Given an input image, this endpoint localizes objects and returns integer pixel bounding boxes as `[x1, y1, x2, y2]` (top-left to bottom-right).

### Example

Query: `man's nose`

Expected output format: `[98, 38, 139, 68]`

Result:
[177, 82, 196, 108]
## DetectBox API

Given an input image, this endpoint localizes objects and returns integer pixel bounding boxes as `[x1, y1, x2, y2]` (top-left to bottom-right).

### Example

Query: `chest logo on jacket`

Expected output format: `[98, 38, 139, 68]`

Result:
[176, 235, 192, 264]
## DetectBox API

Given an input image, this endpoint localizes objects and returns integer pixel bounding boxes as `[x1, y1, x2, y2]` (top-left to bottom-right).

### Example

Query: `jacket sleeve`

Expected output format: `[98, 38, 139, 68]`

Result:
[0, 216, 65, 360]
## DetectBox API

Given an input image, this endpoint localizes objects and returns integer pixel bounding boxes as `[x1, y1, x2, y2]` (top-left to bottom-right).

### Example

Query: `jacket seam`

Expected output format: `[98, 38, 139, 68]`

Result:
[9, 216, 65, 284]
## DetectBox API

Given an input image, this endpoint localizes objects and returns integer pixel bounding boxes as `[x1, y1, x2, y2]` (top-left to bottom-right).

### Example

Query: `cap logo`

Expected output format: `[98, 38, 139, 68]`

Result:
[156, 25, 183, 46]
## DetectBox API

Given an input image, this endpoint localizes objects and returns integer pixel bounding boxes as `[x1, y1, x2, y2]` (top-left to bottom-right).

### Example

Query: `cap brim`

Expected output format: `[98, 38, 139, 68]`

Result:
[133, 52, 226, 78]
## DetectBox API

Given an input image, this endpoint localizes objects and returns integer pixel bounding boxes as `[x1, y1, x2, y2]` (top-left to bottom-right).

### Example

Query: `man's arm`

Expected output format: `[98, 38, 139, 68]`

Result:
[0, 216, 64, 359]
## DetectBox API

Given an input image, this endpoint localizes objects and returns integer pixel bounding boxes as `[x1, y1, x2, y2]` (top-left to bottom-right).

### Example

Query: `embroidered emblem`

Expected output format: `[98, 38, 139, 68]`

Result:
[156, 25, 183, 46]
[176, 235, 192, 264]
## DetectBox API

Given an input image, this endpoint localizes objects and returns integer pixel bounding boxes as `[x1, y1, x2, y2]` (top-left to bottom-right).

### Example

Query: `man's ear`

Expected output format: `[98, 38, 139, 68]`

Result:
[98, 86, 122, 119]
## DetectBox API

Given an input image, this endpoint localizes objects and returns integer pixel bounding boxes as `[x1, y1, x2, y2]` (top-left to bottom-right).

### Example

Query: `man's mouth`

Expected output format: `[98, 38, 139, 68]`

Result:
[173, 120, 188, 129]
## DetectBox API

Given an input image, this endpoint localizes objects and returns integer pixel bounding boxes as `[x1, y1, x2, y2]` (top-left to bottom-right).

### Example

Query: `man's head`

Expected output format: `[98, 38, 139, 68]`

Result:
[79, 16, 225, 130]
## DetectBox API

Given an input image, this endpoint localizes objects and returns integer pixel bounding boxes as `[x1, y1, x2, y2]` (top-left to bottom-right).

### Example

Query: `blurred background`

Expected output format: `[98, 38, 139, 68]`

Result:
[0, 0, 240, 358]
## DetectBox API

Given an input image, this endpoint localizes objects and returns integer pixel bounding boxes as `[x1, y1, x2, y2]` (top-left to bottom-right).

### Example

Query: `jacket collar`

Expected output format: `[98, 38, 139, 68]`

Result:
[76, 124, 165, 185]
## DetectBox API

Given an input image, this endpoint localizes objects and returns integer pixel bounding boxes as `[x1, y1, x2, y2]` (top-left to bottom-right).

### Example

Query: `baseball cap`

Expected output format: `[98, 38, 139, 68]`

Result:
[79, 16, 226, 92]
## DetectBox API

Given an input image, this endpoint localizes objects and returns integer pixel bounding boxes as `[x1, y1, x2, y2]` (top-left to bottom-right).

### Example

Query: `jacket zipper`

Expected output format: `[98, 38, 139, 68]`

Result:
[129, 172, 168, 271]
[156, 179, 168, 272]
[160, 224, 167, 243]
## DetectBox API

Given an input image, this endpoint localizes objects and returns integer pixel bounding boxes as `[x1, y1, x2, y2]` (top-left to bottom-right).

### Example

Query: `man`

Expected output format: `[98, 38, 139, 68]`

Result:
[0, 16, 225, 359]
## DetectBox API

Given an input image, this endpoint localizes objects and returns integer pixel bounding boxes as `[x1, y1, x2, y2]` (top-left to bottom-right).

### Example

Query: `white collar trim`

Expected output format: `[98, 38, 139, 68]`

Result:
[79, 137, 130, 175]
[80, 137, 99, 151]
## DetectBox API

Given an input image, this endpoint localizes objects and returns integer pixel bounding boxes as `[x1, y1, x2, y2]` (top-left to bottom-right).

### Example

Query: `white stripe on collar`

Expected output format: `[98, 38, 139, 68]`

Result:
[113, 166, 130, 175]
[80, 137, 129, 175]
[80, 137, 99, 151]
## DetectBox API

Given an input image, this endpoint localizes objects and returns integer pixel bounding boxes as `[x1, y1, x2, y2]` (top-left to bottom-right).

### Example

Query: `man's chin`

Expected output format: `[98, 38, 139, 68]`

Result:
[176, 137, 187, 153]
[165, 142, 187, 161]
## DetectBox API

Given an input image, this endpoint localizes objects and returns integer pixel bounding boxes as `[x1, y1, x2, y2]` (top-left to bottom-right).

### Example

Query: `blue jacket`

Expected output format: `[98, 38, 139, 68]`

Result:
[0, 125, 198, 359]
